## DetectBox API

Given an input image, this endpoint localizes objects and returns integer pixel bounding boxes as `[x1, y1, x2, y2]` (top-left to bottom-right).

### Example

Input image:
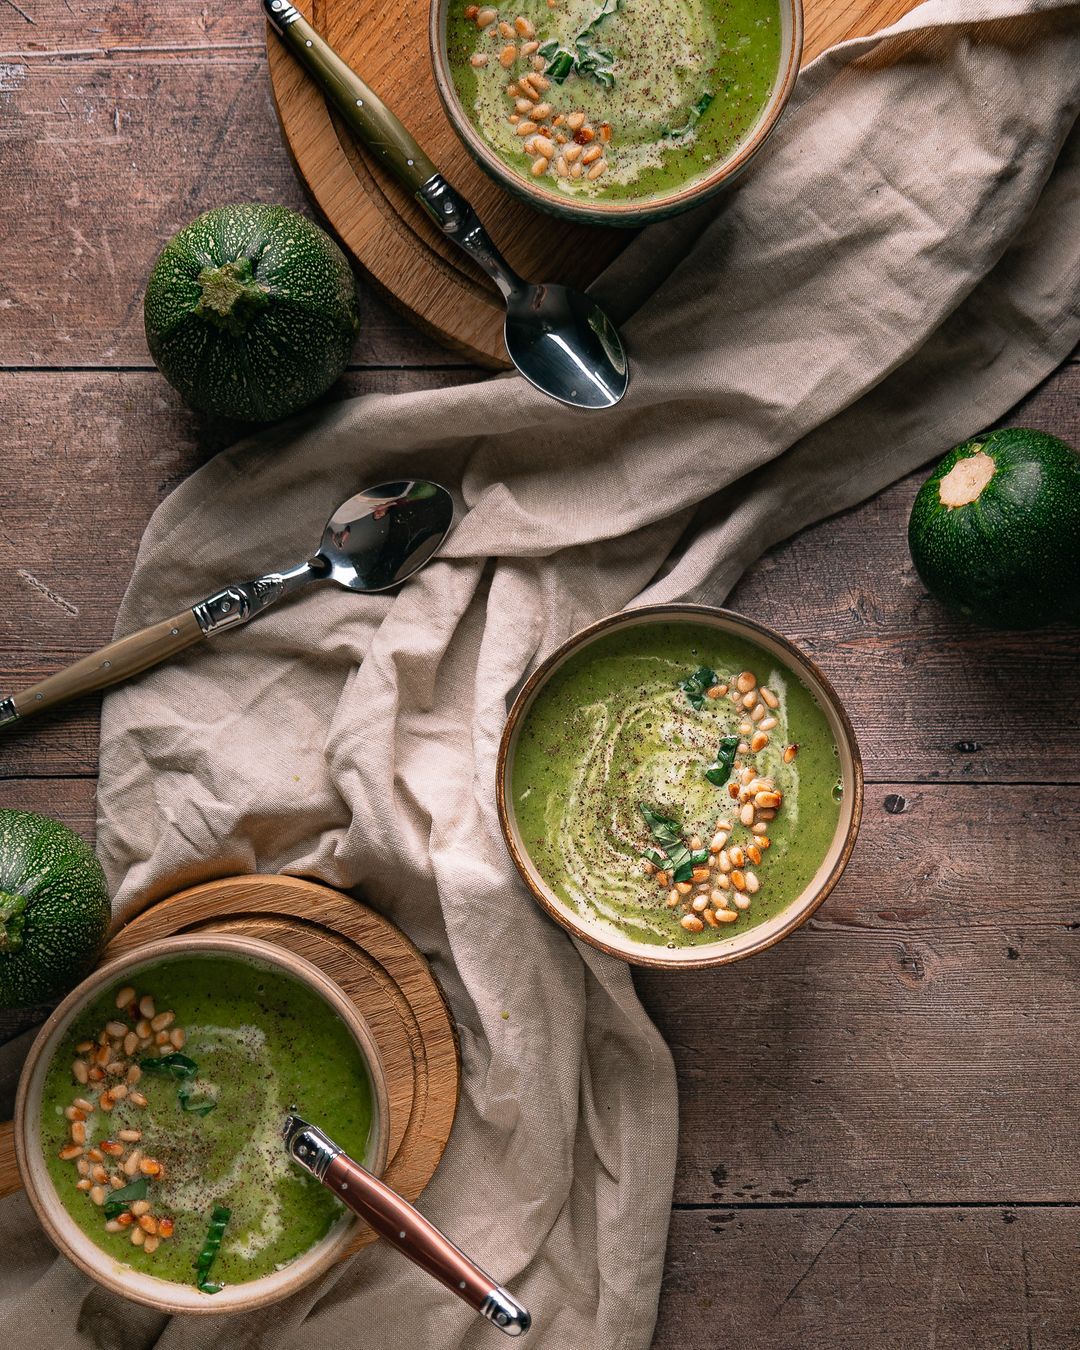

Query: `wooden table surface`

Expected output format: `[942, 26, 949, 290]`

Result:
[1, 4, 1077, 1346]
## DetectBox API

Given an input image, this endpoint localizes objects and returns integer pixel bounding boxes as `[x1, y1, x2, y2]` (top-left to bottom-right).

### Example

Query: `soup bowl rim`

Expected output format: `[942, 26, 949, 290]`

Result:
[496, 603, 863, 968]
[428, 0, 804, 225]
[14, 931, 390, 1315]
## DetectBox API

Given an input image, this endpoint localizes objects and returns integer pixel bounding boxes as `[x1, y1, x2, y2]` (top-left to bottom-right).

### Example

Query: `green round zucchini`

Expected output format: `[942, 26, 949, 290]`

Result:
[0, 810, 111, 1009]
[908, 427, 1080, 629]
[143, 204, 359, 422]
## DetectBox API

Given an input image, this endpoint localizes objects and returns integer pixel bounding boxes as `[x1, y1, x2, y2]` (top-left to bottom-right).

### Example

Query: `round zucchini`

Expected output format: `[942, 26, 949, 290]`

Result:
[0, 810, 111, 1008]
[908, 427, 1080, 629]
[144, 204, 359, 422]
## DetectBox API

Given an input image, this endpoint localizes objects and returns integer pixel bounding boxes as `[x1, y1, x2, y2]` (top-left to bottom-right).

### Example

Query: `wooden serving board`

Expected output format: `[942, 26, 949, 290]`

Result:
[0, 875, 460, 1261]
[267, 0, 922, 366]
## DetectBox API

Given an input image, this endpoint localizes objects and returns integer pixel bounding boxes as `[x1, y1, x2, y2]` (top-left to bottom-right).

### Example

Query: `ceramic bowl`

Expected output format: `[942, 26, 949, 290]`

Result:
[497, 604, 862, 968]
[429, 0, 803, 226]
[14, 932, 389, 1314]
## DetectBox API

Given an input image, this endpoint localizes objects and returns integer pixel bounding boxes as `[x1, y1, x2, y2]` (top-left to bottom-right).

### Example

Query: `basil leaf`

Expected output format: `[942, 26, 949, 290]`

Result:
[639, 804, 681, 847]
[195, 1205, 231, 1293]
[690, 849, 710, 866]
[543, 46, 575, 82]
[103, 1177, 148, 1220]
[679, 665, 718, 710]
[665, 90, 716, 139]
[640, 848, 669, 869]
[665, 843, 694, 883]
[705, 734, 741, 787]
[542, 0, 621, 87]
[178, 1084, 217, 1116]
[139, 1052, 198, 1080]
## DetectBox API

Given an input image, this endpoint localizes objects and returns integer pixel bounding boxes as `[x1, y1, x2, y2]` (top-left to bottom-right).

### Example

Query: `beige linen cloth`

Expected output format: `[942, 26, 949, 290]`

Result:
[2, 1, 1079, 1346]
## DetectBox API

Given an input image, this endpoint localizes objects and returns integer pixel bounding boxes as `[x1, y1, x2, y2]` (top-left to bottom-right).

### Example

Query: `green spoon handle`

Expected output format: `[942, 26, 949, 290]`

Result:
[264, 0, 438, 189]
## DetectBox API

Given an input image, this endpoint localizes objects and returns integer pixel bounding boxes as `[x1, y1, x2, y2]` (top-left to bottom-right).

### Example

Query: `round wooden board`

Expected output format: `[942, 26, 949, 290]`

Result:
[267, 0, 923, 366]
[0, 875, 459, 1261]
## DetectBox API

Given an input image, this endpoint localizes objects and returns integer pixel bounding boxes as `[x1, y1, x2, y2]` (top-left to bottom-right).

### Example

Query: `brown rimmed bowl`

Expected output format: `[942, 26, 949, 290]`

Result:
[14, 932, 390, 1314]
[430, 0, 803, 227]
[497, 604, 862, 968]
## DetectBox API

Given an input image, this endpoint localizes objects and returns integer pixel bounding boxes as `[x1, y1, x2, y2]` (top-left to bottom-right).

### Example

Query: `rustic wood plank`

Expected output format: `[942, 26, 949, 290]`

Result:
[0, 55, 465, 368]
[1, 364, 1077, 779]
[3, 777, 1075, 1208]
[637, 782, 1079, 1205]
[655, 1206, 1080, 1348]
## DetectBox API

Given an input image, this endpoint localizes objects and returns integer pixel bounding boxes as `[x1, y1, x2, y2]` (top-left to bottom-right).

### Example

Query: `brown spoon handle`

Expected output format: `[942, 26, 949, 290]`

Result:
[323, 1151, 530, 1336]
[0, 610, 205, 726]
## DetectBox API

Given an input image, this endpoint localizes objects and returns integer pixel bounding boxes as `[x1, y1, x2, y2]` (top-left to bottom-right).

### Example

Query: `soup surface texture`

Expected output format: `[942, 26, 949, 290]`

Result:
[40, 955, 373, 1290]
[446, 0, 782, 202]
[511, 621, 843, 947]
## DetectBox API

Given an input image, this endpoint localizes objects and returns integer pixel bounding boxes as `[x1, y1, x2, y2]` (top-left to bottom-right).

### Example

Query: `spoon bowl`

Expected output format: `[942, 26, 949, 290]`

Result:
[319, 481, 456, 591]
[504, 285, 628, 410]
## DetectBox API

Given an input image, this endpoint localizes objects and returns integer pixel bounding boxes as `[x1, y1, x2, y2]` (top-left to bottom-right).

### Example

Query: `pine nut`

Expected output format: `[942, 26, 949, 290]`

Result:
[76, 1041, 94, 1054]
[567, 111, 585, 130]
[530, 156, 547, 176]
[521, 39, 539, 54]
[710, 887, 728, 904]
[729, 846, 745, 867]
[129, 1091, 148, 1108]
[505, 81, 520, 95]
[131, 1199, 151, 1219]
[154, 1030, 171, 1046]
[130, 1225, 145, 1247]
[532, 53, 546, 69]
[757, 808, 777, 821]
[498, 20, 514, 36]
[140, 1158, 161, 1176]
[760, 715, 778, 732]
[116, 1212, 134, 1227]
[599, 122, 612, 142]
[692, 895, 709, 912]
[755, 791, 782, 808]
[731, 870, 747, 891]
[740, 803, 755, 826]
[91, 1163, 108, 1182]
[516, 120, 537, 135]
[727, 782, 740, 800]
[784, 744, 799, 763]
[680, 914, 704, 933]
[666, 889, 680, 908]
[104, 1219, 124, 1233]
[706, 685, 721, 699]
[752, 821, 769, 835]
[123, 1149, 143, 1177]
[515, 97, 533, 113]
[732, 892, 751, 910]
[138, 996, 155, 1020]
[109, 1174, 125, 1189]
[747, 844, 762, 865]
[717, 851, 732, 873]
[655, 871, 668, 888]
[86, 1148, 103, 1163]
[122, 1031, 138, 1056]
[569, 161, 582, 178]
[170, 1028, 186, 1049]
[90, 1185, 107, 1206]
[75, 1179, 93, 1192]
[736, 671, 756, 694]
[750, 703, 765, 721]
[745, 871, 760, 894]
[99, 1092, 114, 1112]
[499, 44, 518, 67]
[714, 908, 739, 923]
[126, 1065, 142, 1085]
[73, 1060, 89, 1085]
[581, 144, 602, 163]
[59, 1144, 83, 1161]
[143, 1234, 160, 1254]
[106, 1061, 126, 1076]
[709, 832, 727, 853]
[110, 1083, 128, 1101]
[702, 908, 720, 927]
[751, 731, 769, 753]
[118, 1129, 141, 1142]
[100, 1140, 124, 1157]
[514, 14, 535, 35]
[533, 135, 555, 158]
[70, 1120, 87, 1144]
[476, 6, 497, 24]
[738, 741, 750, 753]
[159, 1218, 174, 1239]
[135, 1019, 151, 1039]
[555, 156, 568, 176]
[741, 690, 757, 709]
[76, 1158, 90, 1176]
[532, 102, 552, 119]
[531, 73, 550, 89]
[691, 867, 710, 885]
[104, 1020, 127, 1039]
[676, 881, 693, 895]
[563, 143, 581, 163]
[64, 1106, 86, 1122]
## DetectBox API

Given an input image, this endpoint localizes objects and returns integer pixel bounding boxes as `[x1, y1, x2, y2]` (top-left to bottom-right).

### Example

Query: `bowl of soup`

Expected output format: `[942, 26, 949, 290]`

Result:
[497, 605, 862, 966]
[432, 0, 802, 224]
[14, 933, 388, 1313]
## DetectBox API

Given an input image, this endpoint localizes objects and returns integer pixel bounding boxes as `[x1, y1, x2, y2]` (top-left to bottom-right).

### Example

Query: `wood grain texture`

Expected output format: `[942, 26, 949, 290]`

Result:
[2, 777, 1074, 1212]
[654, 1207, 1080, 1348]
[0, 363, 1076, 780]
[267, 0, 924, 365]
[0, 874, 460, 1258]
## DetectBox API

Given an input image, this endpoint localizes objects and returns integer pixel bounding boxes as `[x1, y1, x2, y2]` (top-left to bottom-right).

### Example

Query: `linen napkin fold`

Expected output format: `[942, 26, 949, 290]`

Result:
[1, 1, 1078, 1346]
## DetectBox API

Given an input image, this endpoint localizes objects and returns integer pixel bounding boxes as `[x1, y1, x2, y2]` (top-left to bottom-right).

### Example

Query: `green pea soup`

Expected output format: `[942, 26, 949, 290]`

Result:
[510, 619, 846, 949]
[445, 0, 784, 203]
[39, 954, 374, 1291]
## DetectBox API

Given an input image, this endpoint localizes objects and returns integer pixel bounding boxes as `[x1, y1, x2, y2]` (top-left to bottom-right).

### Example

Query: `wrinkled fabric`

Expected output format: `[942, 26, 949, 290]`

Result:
[1, 1, 1078, 1346]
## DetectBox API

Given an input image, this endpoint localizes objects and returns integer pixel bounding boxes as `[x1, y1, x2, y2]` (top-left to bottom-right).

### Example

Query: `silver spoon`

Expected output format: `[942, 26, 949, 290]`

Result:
[0, 480, 454, 730]
[284, 1114, 531, 1336]
[263, 0, 629, 411]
